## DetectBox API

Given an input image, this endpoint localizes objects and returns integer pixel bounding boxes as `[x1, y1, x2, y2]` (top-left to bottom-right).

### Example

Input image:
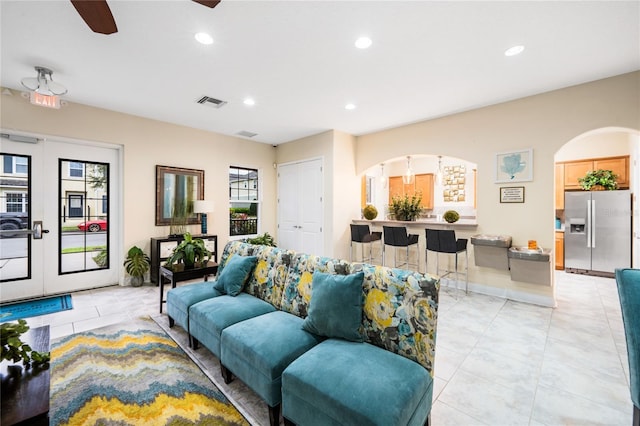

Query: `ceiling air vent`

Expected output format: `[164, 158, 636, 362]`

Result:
[196, 95, 227, 108]
[236, 130, 258, 138]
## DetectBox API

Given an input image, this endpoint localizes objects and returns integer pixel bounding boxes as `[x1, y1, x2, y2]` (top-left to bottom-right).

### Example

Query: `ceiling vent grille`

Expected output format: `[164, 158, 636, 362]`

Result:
[236, 130, 258, 138]
[196, 95, 227, 108]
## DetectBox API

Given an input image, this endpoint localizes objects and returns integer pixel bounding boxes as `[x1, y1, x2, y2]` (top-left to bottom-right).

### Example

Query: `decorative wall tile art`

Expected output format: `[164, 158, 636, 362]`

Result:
[443, 165, 466, 202]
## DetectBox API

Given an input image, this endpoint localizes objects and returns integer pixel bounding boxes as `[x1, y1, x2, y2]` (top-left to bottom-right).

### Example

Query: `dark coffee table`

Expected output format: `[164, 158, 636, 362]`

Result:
[1, 325, 50, 426]
[159, 261, 218, 313]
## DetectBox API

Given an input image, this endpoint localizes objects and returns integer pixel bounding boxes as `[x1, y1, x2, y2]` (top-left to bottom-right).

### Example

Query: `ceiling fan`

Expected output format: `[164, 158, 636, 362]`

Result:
[70, 0, 220, 35]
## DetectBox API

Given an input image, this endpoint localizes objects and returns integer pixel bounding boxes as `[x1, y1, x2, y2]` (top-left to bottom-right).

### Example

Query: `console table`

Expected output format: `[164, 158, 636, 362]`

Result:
[158, 261, 219, 313]
[1, 325, 50, 426]
[150, 234, 217, 284]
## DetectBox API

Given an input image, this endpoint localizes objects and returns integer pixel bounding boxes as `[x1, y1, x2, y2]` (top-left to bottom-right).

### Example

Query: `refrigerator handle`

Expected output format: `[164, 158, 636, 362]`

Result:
[587, 199, 592, 248]
[591, 199, 596, 248]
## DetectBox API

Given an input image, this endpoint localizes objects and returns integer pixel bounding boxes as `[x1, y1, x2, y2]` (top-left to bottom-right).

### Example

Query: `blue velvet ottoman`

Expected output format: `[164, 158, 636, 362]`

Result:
[188, 293, 276, 358]
[282, 339, 433, 426]
[166, 281, 221, 332]
[221, 311, 323, 424]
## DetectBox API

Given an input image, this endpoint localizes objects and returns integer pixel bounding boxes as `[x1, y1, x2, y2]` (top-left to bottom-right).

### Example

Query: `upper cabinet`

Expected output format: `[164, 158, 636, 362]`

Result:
[561, 155, 630, 191]
[388, 173, 434, 209]
[555, 163, 565, 209]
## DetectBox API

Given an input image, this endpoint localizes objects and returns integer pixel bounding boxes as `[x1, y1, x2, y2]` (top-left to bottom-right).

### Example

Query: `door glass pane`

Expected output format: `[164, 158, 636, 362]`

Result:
[59, 159, 109, 274]
[0, 153, 30, 281]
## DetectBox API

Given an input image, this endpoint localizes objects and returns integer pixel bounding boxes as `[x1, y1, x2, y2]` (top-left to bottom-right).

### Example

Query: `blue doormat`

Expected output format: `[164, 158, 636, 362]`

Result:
[0, 294, 73, 322]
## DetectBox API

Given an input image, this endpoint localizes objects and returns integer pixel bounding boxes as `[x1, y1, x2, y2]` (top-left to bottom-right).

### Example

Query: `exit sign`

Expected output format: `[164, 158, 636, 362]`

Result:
[30, 92, 60, 109]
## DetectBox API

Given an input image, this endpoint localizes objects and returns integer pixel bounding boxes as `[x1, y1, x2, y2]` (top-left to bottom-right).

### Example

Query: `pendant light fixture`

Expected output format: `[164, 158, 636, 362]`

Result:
[436, 156, 444, 186]
[380, 163, 387, 188]
[402, 156, 415, 185]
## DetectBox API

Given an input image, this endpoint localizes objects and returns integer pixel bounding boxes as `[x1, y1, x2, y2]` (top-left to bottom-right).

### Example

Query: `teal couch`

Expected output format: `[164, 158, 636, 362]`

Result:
[167, 241, 440, 426]
[615, 268, 640, 425]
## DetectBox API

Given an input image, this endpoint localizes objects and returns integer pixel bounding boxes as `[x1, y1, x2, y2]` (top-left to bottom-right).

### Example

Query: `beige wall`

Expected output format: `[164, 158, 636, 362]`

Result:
[556, 130, 633, 162]
[2, 70, 638, 305]
[356, 71, 640, 305]
[0, 92, 278, 282]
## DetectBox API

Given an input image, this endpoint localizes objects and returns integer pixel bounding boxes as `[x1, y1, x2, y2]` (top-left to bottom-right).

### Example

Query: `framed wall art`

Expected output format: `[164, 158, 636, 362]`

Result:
[495, 148, 533, 183]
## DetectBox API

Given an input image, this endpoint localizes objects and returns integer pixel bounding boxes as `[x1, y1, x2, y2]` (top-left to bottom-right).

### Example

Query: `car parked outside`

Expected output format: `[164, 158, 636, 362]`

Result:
[77, 219, 107, 232]
[0, 212, 29, 238]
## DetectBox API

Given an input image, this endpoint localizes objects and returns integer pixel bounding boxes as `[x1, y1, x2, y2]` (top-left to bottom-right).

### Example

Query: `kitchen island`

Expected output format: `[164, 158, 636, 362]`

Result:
[352, 217, 478, 230]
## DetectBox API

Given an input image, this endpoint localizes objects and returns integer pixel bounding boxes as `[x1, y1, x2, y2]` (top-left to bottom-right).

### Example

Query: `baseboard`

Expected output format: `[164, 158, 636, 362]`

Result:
[439, 279, 556, 307]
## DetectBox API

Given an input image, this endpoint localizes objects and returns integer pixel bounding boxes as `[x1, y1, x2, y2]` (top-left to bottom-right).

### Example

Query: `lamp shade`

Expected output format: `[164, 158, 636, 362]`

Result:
[193, 200, 214, 213]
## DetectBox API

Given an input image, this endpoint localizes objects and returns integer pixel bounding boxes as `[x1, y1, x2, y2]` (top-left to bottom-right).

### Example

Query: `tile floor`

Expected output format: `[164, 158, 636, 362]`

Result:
[21, 271, 633, 426]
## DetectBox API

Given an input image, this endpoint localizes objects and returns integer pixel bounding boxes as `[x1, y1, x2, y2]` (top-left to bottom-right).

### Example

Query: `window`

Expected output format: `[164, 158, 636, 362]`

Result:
[102, 195, 108, 214]
[6, 193, 27, 212]
[229, 166, 259, 236]
[3, 155, 27, 174]
[68, 194, 84, 218]
[69, 161, 84, 178]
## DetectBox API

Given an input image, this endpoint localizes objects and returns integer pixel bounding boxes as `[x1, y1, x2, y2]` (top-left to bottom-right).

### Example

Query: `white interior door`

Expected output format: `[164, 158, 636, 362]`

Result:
[1, 135, 120, 302]
[277, 158, 323, 254]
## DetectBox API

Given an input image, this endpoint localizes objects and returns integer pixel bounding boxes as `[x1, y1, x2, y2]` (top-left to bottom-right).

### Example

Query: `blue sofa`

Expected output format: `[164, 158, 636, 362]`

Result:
[167, 241, 440, 426]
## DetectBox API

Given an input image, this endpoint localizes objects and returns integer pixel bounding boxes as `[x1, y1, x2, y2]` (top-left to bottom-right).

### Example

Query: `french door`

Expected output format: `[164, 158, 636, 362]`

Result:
[1, 135, 120, 302]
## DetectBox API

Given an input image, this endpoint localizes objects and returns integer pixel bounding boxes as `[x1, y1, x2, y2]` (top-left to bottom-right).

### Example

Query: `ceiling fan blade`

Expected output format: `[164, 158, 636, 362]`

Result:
[70, 0, 118, 35]
[192, 0, 221, 8]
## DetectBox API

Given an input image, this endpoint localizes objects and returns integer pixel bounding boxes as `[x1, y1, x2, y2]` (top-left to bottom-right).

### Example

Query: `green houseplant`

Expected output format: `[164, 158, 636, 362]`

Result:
[123, 245, 151, 287]
[165, 232, 211, 270]
[362, 204, 378, 220]
[1, 319, 50, 368]
[389, 193, 423, 221]
[245, 232, 277, 247]
[578, 169, 618, 190]
[443, 210, 460, 223]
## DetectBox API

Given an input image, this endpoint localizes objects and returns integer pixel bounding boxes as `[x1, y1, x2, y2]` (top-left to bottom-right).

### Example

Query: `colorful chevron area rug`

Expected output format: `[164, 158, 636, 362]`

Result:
[50, 316, 248, 426]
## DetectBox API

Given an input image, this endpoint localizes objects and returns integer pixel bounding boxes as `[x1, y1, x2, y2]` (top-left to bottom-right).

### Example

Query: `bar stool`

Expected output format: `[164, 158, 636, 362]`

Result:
[350, 224, 382, 264]
[425, 229, 468, 294]
[382, 226, 420, 270]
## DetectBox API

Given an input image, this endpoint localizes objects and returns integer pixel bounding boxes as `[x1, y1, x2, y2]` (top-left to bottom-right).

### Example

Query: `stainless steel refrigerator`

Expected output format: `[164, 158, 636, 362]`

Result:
[564, 190, 633, 276]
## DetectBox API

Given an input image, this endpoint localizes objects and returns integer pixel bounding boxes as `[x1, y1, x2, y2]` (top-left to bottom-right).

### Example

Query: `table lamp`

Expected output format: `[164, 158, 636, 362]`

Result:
[193, 200, 214, 235]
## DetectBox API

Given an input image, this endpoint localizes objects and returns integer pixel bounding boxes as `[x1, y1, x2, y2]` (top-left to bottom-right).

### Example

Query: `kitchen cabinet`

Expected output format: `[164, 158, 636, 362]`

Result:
[555, 163, 564, 209]
[388, 174, 434, 209]
[555, 231, 564, 270]
[562, 156, 629, 190]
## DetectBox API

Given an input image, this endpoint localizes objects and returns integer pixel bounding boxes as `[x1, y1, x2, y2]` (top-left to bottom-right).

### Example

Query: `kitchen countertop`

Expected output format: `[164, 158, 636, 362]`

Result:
[353, 218, 478, 228]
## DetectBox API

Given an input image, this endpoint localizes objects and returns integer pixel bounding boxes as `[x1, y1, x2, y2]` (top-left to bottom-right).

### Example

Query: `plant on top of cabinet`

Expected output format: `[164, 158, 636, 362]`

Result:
[578, 169, 618, 191]
[165, 232, 211, 270]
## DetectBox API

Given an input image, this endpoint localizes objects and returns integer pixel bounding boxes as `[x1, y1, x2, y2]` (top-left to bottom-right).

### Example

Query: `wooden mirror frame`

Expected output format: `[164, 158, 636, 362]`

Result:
[155, 165, 204, 226]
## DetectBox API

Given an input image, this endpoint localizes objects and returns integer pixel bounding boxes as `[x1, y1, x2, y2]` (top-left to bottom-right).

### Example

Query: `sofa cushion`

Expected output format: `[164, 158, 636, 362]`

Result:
[350, 263, 440, 373]
[301, 271, 365, 342]
[282, 339, 433, 426]
[243, 245, 294, 309]
[166, 281, 222, 331]
[220, 311, 323, 407]
[280, 253, 351, 317]
[188, 293, 276, 358]
[214, 255, 257, 296]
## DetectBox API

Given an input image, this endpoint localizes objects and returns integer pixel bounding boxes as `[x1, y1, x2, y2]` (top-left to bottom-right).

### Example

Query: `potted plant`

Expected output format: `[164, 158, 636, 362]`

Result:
[165, 232, 211, 270]
[1, 319, 50, 369]
[443, 210, 460, 223]
[389, 193, 423, 221]
[578, 169, 618, 190]
[245, 232, 277, 247]
[362, 204, 378, 220]
[123, 245, 151, 287]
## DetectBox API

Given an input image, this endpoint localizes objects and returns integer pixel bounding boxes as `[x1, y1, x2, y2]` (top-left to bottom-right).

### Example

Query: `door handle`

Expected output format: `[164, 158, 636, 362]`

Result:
[32, 221, 49, 239]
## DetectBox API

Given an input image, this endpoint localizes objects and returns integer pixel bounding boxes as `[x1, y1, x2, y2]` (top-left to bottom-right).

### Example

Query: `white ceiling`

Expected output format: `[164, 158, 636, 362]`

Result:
[1, 1, 639, 145]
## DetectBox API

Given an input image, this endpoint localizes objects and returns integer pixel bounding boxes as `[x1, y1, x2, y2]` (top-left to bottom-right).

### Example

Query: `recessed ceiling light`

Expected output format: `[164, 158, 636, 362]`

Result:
[195, 32, 214, 45]
[243, 98, 255, 106]
[504, 45, 525, 57]
[345, 103, 356, 110]
[354, 37, 372, 49]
